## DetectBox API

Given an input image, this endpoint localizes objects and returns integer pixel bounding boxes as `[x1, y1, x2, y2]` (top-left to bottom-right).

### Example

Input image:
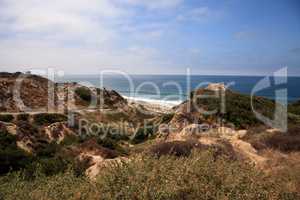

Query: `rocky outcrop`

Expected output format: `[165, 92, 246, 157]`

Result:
[0, 121, 17, 135]
[74, 138, 128, 180]
[205, 83, 226, 91]
[0, 72, 128, 113]
[44, 122, 75, 143]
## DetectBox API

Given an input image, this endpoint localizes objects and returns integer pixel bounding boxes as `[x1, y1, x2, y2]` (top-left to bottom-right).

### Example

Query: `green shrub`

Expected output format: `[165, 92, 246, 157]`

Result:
[96, 150, 296, 200]
[289, 100, 300, 116]
[242, 125, 300, 153]
[33, 113, 67, 126]
[160, 113, 175, 124]
[36, 142, 61, 158]
[37, 157, 70, 176]
[97, 137, 117, 149]
[131, 123, 157, 144]
[191, 89, 277, 129]
[0, 114, 14, 123]
[60, 135, 80, 146]
[75, 87, 92, 102]
[96, 137, 128, 155]
[0, 130, 32, 174]
[105, 111, 129, 122]
[16, 120, 39, 136]
[16, 114, 29, 122]
[0, 170, 96, 200]
[0, 150, 299, 200]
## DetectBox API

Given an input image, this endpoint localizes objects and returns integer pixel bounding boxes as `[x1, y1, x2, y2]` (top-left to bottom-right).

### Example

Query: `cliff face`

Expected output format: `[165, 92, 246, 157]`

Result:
[0, 72, 127, 112]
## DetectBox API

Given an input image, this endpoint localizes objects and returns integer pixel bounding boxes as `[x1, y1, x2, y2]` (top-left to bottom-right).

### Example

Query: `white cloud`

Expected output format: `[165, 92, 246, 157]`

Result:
[0, 37, 172, 74]
[0, 0, 128, 45]
[0, 0, 182, 74]
[123, 0, 183, 10]
[177, 7, 210, 22]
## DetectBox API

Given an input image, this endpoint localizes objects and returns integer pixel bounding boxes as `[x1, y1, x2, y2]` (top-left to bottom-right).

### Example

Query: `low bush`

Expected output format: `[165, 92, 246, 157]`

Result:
[0, 114, 14, 123]
[264, 133, 300, 152]
[242, 125, 300, 153]
[148, 140, 208, 157]
[37, 157, 70, 176]
[96, 150, 297, 200]
[0, 170, 96, 200]
[131, 123, 157, 144]
[288, 99, 300, 116]
[60, 135, 80, 146]
[35, 142, 61, 158]
[105, 111, 129, 122]
[16, 120, 39, 136]
[16, 114, 29, 122]
[190, 89, 277, 129]
[33, 113, 67, 126]
[148, 140, 236, 159]
[75, 87, 92, 102]
[160, 112, 175, 124]
[0, 150, 299, 199]
[96, 137, 128, 156]
[0, 130, 32, 174]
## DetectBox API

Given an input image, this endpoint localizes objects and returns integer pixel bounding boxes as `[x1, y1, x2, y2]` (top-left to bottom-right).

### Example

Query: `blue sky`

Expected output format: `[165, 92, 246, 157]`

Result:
[0, 0, 299, 75]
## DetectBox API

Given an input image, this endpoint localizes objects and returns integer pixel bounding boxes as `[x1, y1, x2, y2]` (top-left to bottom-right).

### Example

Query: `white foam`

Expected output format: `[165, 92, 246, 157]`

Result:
[123, 96, 183, 108]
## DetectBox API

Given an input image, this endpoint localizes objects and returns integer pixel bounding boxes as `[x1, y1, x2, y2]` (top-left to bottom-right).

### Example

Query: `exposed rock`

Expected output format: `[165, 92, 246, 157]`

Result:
[85, 156, 129, 180]
[75, 138, 128, 180]
[16, 140, 33, 153]
[77, 139, 120, 159]
[44, 122, 75, 143]
[0, 121, 17, 135]
[205, 83, 226, 91]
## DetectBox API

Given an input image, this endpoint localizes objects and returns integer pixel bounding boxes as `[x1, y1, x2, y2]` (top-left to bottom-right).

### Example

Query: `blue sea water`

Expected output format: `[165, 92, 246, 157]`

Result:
[58, 75, 300, 106]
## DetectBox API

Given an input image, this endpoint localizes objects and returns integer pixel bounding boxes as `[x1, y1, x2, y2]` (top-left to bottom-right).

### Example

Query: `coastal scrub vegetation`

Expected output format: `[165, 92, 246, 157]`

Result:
[191, 89, 277, 128]
[1, 72, 300, 199]
[75, 86, 92, 102]
[0, 150, 298, 200]
[242, 125, 300, 153]
[33, 113, 68, 126]
[0, 114, 14, 123]
[0, 130, 31, 174]
[289, 100, 300, 116]
[0, 129, 86, 178]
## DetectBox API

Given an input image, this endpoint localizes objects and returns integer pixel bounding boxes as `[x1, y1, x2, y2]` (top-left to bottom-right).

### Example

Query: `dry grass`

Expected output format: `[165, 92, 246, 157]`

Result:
[242, 125, 300, 153]
[1, 149, 299, 200]
[261, 150, 300, 194]
[96, 150, 297, 200]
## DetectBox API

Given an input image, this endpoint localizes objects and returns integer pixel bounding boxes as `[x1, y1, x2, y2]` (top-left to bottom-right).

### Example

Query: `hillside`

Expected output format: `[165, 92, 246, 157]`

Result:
[168, 87, 278, 131]
[0, 75, 300, 199]
[0, 72, 128, 112]
[289, 99, 300, 116]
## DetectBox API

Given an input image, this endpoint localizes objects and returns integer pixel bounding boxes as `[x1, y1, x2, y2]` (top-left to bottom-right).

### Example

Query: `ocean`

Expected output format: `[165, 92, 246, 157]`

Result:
[58, 75, 300, 106]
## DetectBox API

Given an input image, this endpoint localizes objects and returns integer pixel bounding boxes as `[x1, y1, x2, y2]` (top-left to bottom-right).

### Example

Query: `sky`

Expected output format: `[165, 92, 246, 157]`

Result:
[0, 0, 299, 76]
